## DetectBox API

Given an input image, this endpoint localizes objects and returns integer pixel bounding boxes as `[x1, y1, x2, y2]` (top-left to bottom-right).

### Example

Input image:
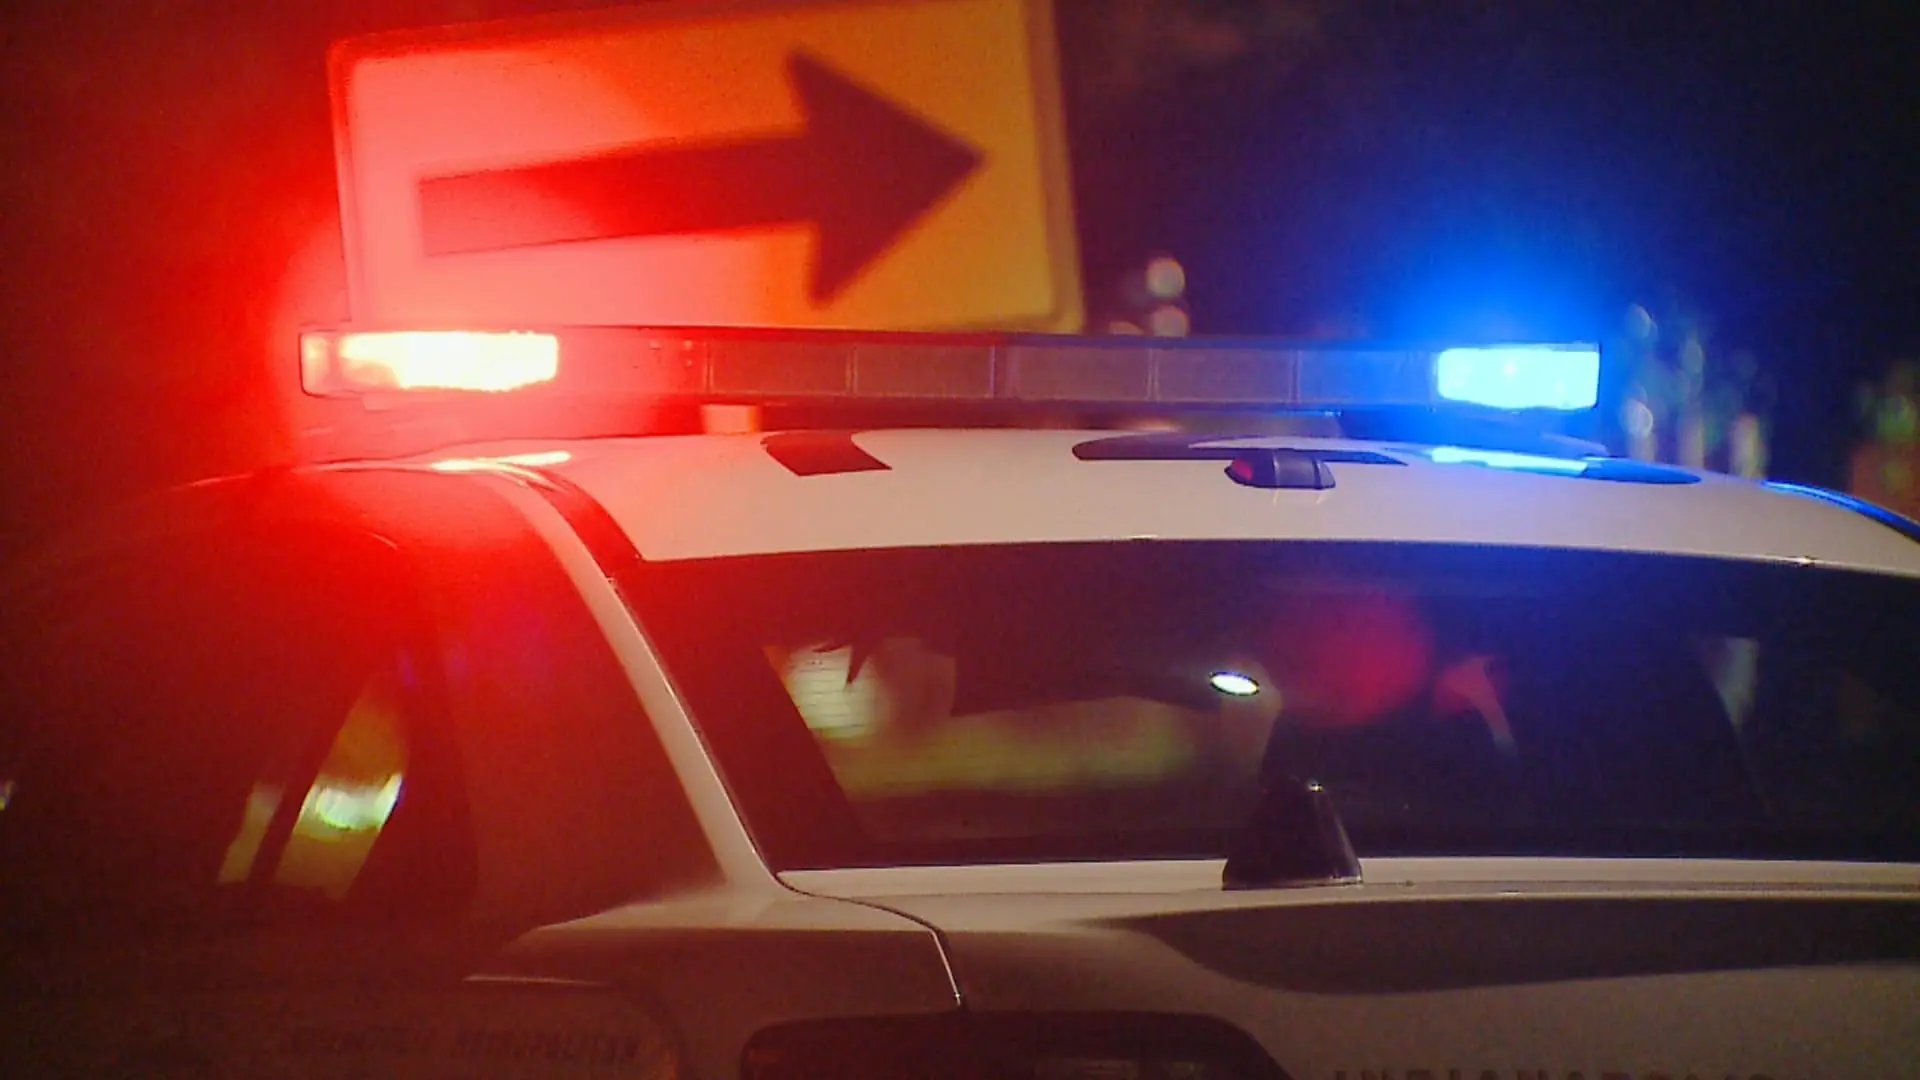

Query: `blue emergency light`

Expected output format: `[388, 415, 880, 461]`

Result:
[298, 327, 1601, 414]
[1435, 345, 1600, 411]
[1427, 446, 1589, 473]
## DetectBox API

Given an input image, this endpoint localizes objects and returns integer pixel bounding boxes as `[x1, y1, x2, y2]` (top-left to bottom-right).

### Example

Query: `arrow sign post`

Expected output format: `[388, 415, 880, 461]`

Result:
[418, 53, 984, 304]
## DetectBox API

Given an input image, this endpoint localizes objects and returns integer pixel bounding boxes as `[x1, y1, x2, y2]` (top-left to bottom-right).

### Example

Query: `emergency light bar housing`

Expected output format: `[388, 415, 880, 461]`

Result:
[291, 326, 1604, 462]
[301, 326, 1599, 410]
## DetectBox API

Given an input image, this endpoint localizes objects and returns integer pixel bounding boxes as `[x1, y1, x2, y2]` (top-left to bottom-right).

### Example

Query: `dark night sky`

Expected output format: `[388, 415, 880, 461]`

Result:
[2, 1, 1916, 548]
[1068, 3, 1920, 479]
[1073, 4, 1918, 343]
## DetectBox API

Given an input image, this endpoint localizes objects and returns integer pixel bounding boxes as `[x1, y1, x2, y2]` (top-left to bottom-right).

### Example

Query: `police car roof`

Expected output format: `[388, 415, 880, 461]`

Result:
[407, 428, 1920, 578]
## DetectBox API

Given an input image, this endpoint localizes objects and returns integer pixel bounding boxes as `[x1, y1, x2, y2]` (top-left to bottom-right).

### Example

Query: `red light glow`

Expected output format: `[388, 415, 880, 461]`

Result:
[327, 330, 560, 393]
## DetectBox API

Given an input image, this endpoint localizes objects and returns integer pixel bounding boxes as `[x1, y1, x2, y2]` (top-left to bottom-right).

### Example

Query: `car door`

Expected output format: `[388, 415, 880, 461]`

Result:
[0, 484, 682, 1079]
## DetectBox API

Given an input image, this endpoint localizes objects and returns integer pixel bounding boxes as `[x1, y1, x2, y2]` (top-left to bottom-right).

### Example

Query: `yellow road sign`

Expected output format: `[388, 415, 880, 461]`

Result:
[331, 0, 1083, 332]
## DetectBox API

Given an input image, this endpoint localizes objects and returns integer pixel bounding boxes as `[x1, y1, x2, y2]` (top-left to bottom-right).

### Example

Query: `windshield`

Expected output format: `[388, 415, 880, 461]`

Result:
[629, 541, 1920, 870]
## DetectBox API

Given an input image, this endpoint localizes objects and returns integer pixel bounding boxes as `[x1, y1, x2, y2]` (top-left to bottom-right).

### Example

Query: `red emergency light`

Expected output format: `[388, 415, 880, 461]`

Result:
[302, 330, 559, 395]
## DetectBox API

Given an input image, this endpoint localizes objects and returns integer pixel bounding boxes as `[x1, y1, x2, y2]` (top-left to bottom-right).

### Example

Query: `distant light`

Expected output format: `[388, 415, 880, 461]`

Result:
[332, 330, 559, 393]
[1144, 255, 1187, 301]
[1429, 446, 1588, 474]
[1435, 345, 1599, 411]
[1730, 413, 1766, 479]
[1146, 305, 1191, 338]
[1622, 398, 1656, 439]
[1624, 304, 1657, 343]
[430, 449, 572, 472]
[1209, 671, 1261, 696]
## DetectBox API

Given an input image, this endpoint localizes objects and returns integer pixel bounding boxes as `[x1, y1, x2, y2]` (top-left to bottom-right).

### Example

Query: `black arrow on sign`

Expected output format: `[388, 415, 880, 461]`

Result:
[417, 52, 985, 304]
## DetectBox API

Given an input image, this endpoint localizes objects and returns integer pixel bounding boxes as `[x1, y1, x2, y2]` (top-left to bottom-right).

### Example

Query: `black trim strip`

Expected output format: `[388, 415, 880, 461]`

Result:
[746, 1012, 1295, 1080]
[762, 432, 891, 476]
[1073, 432, 1402, 466]
[477, 464, 652, 578]
[1128, 895, 1920, 995]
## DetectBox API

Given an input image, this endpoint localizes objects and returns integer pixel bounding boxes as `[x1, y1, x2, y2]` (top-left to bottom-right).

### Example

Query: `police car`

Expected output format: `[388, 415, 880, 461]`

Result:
[3, 328, 1916, 1079]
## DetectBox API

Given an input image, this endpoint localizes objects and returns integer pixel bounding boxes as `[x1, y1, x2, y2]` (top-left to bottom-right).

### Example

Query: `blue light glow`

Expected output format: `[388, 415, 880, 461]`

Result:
[1428, 446, 1589, 474]
[1209, 671, 1261, 696]
[1435, 345, 1600, 411]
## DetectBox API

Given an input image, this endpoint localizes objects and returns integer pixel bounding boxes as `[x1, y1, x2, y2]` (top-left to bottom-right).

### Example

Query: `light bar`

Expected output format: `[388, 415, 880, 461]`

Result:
[1435, 344, 1600, 411]
[298, 328, 1600, 413]
[301, 330, 559, 395]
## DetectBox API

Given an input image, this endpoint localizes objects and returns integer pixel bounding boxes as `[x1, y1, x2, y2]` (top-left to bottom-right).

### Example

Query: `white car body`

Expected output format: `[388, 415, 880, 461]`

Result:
[5, 423, 1918, 1080]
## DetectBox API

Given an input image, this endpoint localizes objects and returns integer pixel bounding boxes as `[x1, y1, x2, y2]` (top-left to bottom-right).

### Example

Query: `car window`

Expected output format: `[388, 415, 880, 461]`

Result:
[0, 522, 473, 935]
[632, 542, 1920, 869]
[217, 652, 415, 901]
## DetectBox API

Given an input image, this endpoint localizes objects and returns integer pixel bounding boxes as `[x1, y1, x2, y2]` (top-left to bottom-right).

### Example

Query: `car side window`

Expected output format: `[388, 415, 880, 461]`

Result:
[0, 520, 473, 932]
[219, 651, 416, 900]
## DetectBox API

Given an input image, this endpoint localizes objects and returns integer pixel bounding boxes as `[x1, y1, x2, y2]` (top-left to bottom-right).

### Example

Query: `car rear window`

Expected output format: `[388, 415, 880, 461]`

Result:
[629, 542, 1920, 869]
